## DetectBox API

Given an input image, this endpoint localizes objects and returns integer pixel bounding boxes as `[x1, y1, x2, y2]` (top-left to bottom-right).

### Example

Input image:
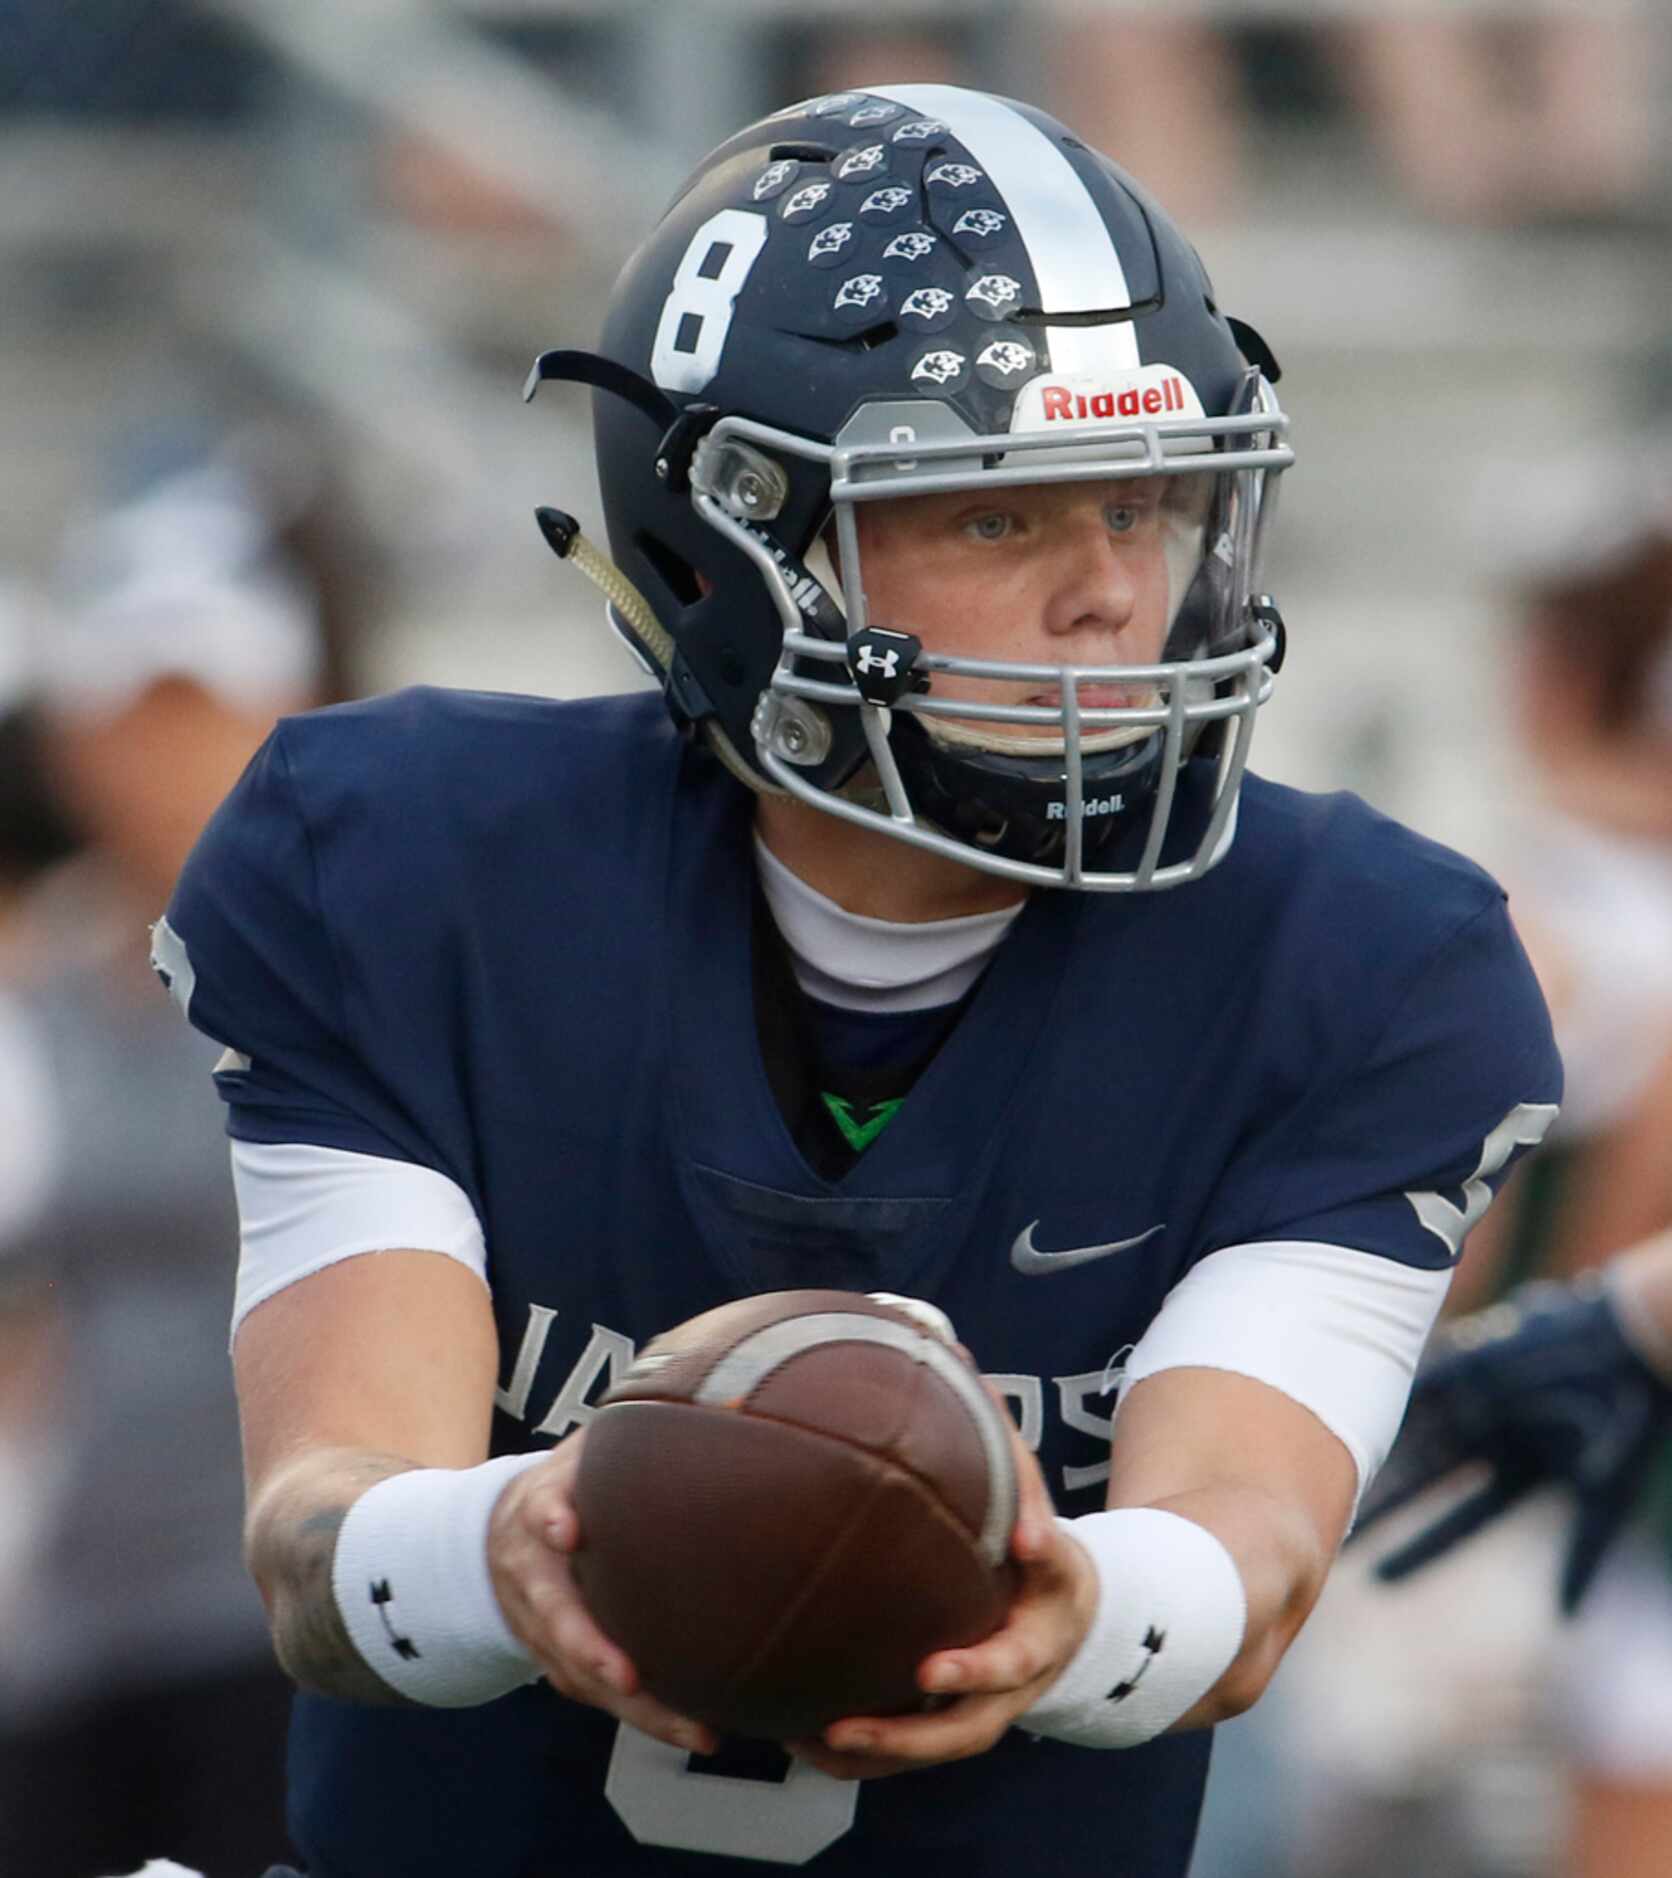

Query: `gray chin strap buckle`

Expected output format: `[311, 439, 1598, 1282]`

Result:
[753, 693, 833, 768]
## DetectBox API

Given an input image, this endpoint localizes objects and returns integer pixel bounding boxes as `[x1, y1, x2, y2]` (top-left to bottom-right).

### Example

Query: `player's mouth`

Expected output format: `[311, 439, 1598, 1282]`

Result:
[1025, 683, 1159, 715]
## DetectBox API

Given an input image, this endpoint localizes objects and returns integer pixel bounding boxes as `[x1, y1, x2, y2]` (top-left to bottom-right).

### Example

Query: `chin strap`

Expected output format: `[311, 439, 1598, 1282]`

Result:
[532, 507, 780, 799]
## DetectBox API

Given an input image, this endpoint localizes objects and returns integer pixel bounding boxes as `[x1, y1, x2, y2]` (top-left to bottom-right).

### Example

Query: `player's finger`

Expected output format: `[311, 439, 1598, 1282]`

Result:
[786, 1737, 912, 1781]
[920, 1555, 1083, 1698]
[922, 1614, 1057, 1696]
[526, 1623, 716, 1756]
[1370, 1472, 1531, 1583]
[548, 1589, 635, 1682]
[513, 1445, 583, 1537]
[612, 1690, 719, 1757]
[822, 1688, 1011, 1766]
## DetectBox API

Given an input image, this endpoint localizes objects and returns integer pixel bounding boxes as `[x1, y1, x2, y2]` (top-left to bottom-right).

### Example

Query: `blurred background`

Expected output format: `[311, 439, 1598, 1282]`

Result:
[0, 3, 1669, 1875]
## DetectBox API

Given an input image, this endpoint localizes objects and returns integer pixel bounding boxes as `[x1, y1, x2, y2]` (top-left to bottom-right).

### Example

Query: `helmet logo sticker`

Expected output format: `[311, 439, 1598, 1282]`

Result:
[807, 222, 857, 265]
[883, 231, 937, 262]
[1008, 366, 1207, 432]
[849, 101, 902, 127]
[966, 273, 1023, 319]
[953, 208, 1008, 241]
[899, 286, 957, 329]
[835, 273, 886, 310]
[859, 186, 913, 221]
[976, 338, 1036, 385]
[926, 162, 984, 190]
[753, 160, 800, 201]
[893, 118, 948, 143]
[911, 348, 969, 389]
[1043, 378, 1187, 419]
[809, 94, 863, 118]
[836, 144, 888, 181]
[780, 181, 832, 222]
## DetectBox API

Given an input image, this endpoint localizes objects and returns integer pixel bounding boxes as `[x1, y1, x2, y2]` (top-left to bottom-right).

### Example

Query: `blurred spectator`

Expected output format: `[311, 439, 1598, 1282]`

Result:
[1497, 456, 1672, 1876]
[798, 25, 969, 98]
[0, 431, 338, 1878]
[1480, 441, 1672, 1284]
[0, 583, 81, 963]
[1333, 15, 1659, 226]
[1047, 17, 1250, 229]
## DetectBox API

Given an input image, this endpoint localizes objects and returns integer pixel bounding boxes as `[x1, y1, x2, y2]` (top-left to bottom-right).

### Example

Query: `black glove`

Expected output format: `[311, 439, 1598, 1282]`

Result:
[1354, 1278, 1672, 1614]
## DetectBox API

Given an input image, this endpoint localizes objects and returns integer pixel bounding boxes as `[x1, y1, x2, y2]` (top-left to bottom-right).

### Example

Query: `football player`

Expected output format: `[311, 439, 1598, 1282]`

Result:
[155, 85, 1562, 1877]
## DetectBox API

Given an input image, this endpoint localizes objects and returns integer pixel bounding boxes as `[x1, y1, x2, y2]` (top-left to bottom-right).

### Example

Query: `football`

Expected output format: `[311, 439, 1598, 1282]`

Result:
[570, 1288, 1020, 1740]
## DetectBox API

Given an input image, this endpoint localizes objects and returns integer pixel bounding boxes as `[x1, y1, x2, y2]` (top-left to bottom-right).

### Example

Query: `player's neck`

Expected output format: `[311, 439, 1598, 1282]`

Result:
[753, 796, 1027, 924]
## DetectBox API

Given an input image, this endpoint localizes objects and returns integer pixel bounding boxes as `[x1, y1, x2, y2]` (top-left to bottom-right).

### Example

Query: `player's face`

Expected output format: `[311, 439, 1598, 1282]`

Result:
[853, 474, 1210, 729]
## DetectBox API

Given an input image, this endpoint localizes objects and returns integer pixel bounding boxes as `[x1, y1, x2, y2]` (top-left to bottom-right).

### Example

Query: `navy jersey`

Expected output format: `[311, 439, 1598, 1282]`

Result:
[165, 687, 1560, 1878]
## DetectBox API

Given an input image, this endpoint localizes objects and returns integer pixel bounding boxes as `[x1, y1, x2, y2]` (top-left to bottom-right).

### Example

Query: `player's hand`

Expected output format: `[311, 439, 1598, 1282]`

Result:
[1353, 1279, 1672, 1613]
[487, 1431, 718, 1755]
[787, 1405, 1095, 1780]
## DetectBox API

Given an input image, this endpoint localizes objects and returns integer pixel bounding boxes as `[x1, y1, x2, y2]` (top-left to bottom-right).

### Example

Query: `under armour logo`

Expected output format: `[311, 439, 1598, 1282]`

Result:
[1107, 1627, 1165, 1703]
[369, 1578, 421, 1662]
[846, 626, 923, 704]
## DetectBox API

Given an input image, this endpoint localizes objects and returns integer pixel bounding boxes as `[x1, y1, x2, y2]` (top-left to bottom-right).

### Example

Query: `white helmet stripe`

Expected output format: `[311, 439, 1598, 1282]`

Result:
[876, 84, 1140, 379]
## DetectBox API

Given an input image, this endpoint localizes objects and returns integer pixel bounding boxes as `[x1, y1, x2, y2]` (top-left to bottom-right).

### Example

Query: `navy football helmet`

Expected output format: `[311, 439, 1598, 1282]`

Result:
[528, 83, 1293, 890]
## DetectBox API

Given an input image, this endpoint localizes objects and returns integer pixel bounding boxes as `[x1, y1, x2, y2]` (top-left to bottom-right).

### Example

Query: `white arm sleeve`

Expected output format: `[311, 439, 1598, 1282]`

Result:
[1117, 1240, 1453, 1500]
[229, 1140, 487, 1336]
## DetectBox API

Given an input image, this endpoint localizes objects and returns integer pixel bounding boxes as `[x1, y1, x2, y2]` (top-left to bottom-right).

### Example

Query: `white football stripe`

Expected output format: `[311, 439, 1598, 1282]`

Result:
[876, 84, 1140, 378]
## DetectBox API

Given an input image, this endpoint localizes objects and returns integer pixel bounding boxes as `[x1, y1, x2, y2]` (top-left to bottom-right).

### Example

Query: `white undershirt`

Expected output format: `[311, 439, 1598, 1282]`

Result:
[751, 832, 1024, 1013]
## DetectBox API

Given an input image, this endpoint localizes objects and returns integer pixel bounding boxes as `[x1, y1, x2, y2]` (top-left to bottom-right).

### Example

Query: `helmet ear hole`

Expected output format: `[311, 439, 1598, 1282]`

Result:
[635, 532, 703, 609]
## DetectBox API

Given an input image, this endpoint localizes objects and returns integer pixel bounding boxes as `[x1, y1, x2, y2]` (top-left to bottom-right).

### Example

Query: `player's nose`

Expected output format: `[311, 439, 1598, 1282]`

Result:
[1042, 512, 1140, 644]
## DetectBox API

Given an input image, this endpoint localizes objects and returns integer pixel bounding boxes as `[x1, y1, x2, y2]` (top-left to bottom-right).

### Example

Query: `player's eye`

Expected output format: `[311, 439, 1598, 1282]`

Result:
[1105, 503, 1144, 536]
[964, 511, 1014, 543]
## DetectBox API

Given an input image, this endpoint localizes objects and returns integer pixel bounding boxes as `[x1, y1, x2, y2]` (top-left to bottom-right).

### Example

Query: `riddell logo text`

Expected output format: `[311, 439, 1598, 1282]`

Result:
[1041, 378, 1187, 421]
[1046, 793, 1125, 821]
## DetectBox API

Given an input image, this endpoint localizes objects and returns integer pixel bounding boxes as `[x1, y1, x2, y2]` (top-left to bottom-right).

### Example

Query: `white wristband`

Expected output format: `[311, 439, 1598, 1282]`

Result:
[331, 1452, 549, 1707]
[1019, 1509, 1247, 1749]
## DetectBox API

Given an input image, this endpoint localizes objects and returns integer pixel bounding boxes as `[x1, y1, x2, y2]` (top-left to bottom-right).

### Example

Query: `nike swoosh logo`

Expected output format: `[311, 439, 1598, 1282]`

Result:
[1010, 1220, 1165, 1275]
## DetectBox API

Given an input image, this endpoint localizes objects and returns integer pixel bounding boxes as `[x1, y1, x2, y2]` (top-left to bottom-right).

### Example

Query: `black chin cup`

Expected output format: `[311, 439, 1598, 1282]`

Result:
[887, 713, 1168, 867]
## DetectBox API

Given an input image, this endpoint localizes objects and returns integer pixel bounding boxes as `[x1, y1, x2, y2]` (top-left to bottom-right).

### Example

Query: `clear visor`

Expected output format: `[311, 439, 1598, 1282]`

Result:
[828, 465, 1220, 759]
